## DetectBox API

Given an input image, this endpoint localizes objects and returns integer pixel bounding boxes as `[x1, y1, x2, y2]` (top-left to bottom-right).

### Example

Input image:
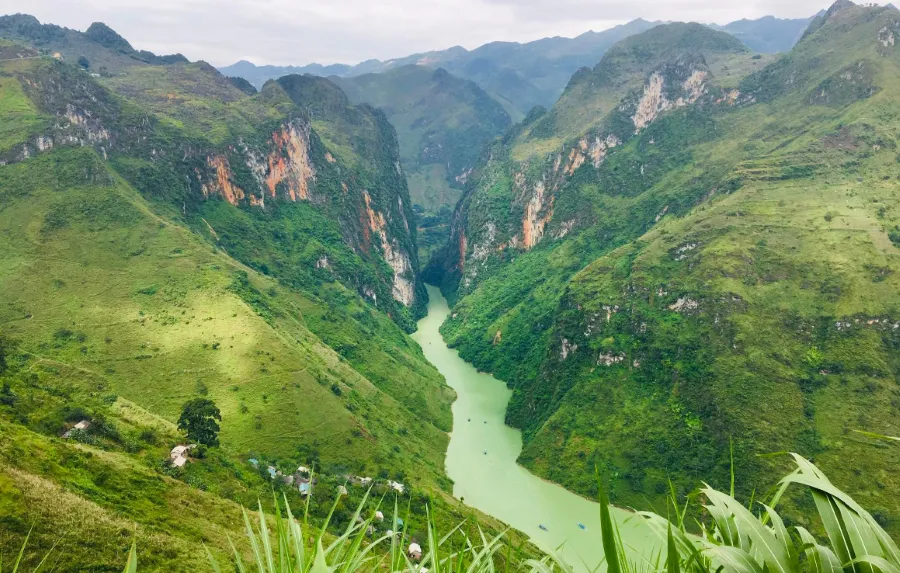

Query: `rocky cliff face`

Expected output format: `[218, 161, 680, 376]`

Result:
[4, 59, 426, 327]
[428, 29, 742, 298]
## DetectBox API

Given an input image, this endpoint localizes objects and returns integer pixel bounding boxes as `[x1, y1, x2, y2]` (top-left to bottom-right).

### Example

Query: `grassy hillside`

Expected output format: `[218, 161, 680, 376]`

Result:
[430, 1, 900, 530]
[0, 145, 452, 481]
[0, 30, 526, 569]
[333, 65, 512, 262]
[0, 15, 187, 73]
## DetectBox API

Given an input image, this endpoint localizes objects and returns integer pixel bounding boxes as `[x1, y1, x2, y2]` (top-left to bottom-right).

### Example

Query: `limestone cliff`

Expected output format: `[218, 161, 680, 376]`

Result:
[428, 25, 744, 298]
[6, 59, 427, 327]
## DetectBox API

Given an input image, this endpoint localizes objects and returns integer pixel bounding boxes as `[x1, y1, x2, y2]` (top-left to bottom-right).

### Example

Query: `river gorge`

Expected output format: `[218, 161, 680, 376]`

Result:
[413, 286, 656, 570]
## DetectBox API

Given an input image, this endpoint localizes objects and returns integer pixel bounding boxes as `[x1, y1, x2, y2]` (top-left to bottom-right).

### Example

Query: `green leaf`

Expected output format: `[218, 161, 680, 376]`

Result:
[796, 526, 842, 573]
[121, 540, 137, 573]
[667, 524, 680, 573]
[311, 538, 331, 573]
[597, 471, 623, 573]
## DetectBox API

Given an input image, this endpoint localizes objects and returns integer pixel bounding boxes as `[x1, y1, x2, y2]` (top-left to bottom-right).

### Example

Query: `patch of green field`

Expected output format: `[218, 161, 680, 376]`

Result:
[0, 147, 451, 486]
[101, 62, 287, 143]
[0, 74, 49, 151]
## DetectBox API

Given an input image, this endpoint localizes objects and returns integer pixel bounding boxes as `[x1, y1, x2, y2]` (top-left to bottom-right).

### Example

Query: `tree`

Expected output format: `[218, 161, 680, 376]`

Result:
[77, 56, 90, 69]
[177, 398, 221, 447]
[0, 333, 13, 374]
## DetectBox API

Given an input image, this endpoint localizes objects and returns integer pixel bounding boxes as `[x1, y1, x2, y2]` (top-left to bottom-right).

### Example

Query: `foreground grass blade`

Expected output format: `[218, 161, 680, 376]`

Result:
[666, 525, 680, 573]
[596, 471, 622, 573]
[122, 541, 137, 573]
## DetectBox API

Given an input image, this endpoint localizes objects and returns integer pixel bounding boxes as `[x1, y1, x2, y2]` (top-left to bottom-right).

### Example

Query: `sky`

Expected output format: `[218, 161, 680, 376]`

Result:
[0, 0, 891, 67]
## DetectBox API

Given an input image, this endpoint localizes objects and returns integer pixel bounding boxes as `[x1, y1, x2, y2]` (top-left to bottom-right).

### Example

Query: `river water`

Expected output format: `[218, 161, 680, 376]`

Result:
[412, 285, 656, 571]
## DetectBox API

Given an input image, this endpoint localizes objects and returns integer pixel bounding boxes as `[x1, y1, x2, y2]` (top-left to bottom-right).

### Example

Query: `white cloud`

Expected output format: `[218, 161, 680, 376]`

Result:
[0, 0, 890, 66]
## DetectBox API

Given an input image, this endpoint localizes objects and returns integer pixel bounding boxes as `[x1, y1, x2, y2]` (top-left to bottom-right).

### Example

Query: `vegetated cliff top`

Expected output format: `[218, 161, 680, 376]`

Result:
[511, 22, 753, 160]
[0, 14, 187, 71]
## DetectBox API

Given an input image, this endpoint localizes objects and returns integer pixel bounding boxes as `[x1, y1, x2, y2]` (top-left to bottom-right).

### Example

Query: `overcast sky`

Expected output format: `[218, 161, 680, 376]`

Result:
[0, 0, 889, 67]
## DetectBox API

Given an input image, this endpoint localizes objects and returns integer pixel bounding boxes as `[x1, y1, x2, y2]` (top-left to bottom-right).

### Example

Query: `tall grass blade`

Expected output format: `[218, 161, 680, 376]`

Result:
[667, 524, 680, 573]
[597, 471, 622, 573]
[703, 487, 791, 573]
[121, 540, 137, 573]
[797, 526, 842, 573]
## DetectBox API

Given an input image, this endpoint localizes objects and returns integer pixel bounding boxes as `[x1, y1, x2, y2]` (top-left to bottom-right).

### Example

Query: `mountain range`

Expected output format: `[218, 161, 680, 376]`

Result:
[219, 15, 816, 118]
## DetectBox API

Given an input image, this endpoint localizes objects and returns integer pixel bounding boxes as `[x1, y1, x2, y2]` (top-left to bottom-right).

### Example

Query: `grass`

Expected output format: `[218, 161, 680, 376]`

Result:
[101, 63, 288, 144]
[0, 73, 50, 152]
[7, 453, 898, 573]
[0, 147, 452, 488]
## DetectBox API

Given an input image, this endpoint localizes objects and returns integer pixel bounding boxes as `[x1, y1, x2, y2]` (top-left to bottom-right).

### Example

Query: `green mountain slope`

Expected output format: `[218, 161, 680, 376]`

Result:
[332, 65, 512, 261]
[429, 2, 900, 528]
[0, 14, 187, 72]
[0, 139, 453, 472]
[0, 30, 509, 567]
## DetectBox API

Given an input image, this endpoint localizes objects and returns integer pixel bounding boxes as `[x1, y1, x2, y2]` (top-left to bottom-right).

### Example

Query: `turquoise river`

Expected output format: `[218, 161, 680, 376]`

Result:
[412, 285, 657, 571]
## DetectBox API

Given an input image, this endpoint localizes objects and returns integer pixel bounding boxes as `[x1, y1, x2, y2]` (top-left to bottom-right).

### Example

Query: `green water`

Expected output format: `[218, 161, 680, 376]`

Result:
[413, 285, 656, 570]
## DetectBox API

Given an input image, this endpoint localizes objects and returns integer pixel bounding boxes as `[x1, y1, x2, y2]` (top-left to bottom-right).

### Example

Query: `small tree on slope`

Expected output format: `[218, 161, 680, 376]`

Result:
[177, 398, 221, 447]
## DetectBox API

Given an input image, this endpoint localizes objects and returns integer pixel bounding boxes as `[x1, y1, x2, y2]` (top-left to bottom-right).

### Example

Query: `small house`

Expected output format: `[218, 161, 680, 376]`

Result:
[374, 510, 384, 522]
[248, 458, 259, 467]
[387, 480, 406, 494]
[408, 542, 423, 561]
[338, 485, 348, 496]
[350, 475, 373, 487]
[169, 444, 194, 468]
[282, 475, 295, 486]
[298, 482, 311, 496]
[267, 466, 278, 480]
[62, 419, 91, 439]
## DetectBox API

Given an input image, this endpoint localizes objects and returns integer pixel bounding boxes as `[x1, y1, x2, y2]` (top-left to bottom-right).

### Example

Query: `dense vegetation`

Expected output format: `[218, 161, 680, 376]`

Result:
[430, 1, 900, 533]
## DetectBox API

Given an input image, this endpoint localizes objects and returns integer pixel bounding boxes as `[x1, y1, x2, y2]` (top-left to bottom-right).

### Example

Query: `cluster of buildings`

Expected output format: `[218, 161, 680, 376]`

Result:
[247, 459, 407, 499]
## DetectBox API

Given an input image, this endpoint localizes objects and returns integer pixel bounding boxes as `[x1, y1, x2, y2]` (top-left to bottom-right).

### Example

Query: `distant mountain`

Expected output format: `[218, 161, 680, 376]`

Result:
[218, 14, 817, 118]
[218, 59, 352, 87]
[331, 65, 512, 262]
[219, 19, 664, 117]
[0, 14, 187, 73]
[710, 14, 821, 53]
